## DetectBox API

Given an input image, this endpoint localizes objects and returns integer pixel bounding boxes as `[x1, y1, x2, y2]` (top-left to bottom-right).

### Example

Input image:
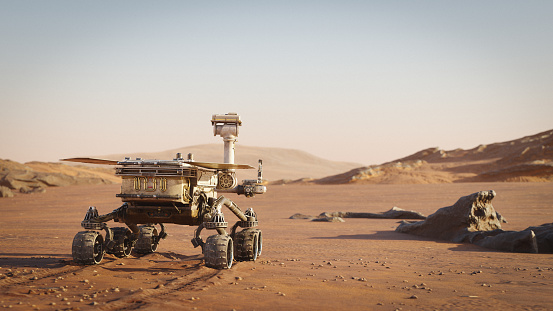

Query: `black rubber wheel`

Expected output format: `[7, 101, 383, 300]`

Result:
[204, 234, 234, 269]
[109, 227, 133, 258]
[234, 228, 262, 261]
[134, 225, 159, 254]
[72, 231, 104, 265]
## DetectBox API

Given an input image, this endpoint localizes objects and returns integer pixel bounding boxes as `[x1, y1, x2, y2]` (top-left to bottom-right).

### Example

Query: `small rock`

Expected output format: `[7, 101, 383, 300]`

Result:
[312, 216, 345, 222]
[0, 186, 14, 198]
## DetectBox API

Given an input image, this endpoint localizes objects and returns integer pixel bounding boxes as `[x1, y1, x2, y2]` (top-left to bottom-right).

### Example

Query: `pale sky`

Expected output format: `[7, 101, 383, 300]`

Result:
[1, 1, 552, 165]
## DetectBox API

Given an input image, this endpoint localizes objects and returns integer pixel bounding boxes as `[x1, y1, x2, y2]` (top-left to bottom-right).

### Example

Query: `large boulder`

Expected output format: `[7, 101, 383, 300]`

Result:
[396, 190, 501, 242]
[35, 173, 76, 187]
[320, 207, 426, 220]
[468, 223, 553, 253]
[468, 229, 538, 253]
[396, 190, 553, 253]
[0, 186, 14, 198]
[526, 223, 553, 253]
[0, 171, 44, 190]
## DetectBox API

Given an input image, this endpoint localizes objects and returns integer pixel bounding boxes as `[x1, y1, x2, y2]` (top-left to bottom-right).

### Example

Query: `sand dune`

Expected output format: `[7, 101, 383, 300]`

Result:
[98, 144, 361, 181]
[316, 129, 553, 184]
[0, 159, 118, 197]
[2, 129, 552, 197]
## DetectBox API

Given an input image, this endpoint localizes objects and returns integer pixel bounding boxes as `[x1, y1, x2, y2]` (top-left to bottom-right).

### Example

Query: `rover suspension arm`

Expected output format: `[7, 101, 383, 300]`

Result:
[212, 196, 247, 221]
[83, 204, 128, 223]
[81, 204, 140, 238]
[191, 195, 258, 249]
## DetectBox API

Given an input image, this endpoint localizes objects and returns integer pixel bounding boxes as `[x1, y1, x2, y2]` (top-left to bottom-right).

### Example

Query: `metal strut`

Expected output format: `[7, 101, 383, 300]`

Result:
[212, 195, 247, 221]
[81, 203, 140, 240]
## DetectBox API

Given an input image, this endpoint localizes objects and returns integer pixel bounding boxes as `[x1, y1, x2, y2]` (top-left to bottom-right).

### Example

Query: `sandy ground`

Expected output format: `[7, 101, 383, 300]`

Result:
[1, 182, 553, 310]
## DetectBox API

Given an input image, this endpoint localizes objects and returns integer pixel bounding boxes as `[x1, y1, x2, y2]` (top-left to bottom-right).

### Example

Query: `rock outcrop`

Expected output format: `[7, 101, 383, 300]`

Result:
[396, 190, 502, 242]
[396, 190, 553, 253]
[290, 207, 426, 222]
[0, 159, 117, 197]
[313, 129, 553, 184]
[320, 207, 426, 220]
[0, 186, 14, 198]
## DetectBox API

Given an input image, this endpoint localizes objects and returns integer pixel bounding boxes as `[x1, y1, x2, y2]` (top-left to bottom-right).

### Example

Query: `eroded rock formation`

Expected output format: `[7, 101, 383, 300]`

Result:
[290, 207, 426, 222]
[396, 190, 502, 242]
[396, 190, 553, 253]
[320, 207, 426, 220]
[0, 159, 116, 197]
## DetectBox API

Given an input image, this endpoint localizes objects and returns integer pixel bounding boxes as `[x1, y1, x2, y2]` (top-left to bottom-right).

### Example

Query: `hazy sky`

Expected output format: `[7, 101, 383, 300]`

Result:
[2, 1, 552, 165]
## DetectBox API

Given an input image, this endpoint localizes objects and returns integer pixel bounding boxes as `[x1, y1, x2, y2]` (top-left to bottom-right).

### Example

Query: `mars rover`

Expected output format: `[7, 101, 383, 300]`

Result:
[63, 113, 266, 269]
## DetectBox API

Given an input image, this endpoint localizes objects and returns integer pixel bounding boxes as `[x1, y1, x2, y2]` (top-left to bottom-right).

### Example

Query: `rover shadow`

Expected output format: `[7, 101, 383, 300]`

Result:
[101, 252, 204, 273]
[0, 253, 70, 268]
[133, 251, 203, 261]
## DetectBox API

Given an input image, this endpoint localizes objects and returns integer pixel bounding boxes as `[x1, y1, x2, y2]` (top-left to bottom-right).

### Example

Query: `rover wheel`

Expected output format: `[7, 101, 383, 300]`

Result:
[110, 227, 133, 258]
[204, 234, 233, 269]
[134, 225, 159, 254]
[234, 228, 262, 261]
[72, 231, 104, 265]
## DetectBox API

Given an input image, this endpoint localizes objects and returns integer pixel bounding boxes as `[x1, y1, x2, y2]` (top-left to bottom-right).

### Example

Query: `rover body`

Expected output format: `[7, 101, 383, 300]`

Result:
[65, 113, 266, 269]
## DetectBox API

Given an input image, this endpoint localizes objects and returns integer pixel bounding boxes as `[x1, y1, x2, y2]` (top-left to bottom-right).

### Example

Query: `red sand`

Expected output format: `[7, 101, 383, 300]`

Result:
[1, 182, 553, 310]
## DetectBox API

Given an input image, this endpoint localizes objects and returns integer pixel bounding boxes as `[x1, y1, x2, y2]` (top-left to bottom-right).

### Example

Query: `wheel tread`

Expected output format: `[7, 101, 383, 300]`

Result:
[72, 231, 104, 265]
[134, 226, 159, 254]
[204, 235, 233, 269]
[234, 229, 262, 261]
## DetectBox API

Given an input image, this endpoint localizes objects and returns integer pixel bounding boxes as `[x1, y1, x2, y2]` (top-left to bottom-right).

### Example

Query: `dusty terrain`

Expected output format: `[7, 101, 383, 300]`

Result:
[1, 182, 553, 310]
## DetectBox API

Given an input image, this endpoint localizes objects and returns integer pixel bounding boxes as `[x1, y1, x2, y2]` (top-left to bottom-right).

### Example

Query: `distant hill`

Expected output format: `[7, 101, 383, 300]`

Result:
[99, 144, 362, 181]
[1, 145, 361, 197]
[0, 159, 118, 197]
[315, 129, 553, 184]
[3, 129, 551, 197]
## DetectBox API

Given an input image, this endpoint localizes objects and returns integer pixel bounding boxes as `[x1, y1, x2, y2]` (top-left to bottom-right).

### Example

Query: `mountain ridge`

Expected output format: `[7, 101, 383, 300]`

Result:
[314, 129, 553, 184]
[97, 144, 362, 181]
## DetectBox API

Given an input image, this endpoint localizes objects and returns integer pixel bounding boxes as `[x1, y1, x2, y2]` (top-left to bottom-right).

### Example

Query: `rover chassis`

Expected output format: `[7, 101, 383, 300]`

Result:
[67, 113, 266, 269]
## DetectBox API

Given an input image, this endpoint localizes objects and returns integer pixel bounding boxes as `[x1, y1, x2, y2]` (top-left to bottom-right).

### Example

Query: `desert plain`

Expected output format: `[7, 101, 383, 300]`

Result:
[1, 181, 553, 310]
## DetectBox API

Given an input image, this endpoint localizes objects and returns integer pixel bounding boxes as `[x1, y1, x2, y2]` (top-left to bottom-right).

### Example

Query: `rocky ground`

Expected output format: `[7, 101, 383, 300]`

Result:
[1, 182, 553, 310]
